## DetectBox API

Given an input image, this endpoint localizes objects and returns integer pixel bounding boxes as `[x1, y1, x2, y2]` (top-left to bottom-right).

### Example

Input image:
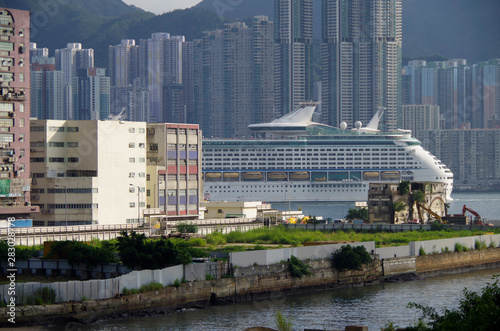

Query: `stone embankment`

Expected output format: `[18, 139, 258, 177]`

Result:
[2, 248, 500, 327]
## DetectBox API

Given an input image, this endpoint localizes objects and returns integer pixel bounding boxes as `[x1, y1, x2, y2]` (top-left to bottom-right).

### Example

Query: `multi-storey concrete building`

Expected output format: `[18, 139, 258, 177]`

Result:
[30, 120, 147, 226]
[423, 129, 500, 184]
[30, 62, 64, 120]
[274, 0, 313, 117]
[402, 105, 440, 141]
[0, 8, 39, 223]
[55, 43, 94, 120]
[322, 0, 403, 132]
[473, 59, 500, 129]
[146, 123, 202, 220]
[73, 68, 110, 120]
[253, 16, 275, 125]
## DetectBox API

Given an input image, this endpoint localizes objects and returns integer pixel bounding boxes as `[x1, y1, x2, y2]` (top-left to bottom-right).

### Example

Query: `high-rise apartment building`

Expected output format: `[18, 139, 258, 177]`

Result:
[193, 18, 275, 138]
[274, 0, 313, 117]
[0, 8, 39, 222]
[194, 29, 224, 138]
[402, 104, 440, 141]
[224, 22, 253, 138]
[31, 62, 64, 120]
[322, 0, 403, 132]
[55, 43, 94, 120]
[139, 33, 185, 123]
[30, 120, 147, 226]
[253, 16, 275, 125]
[73, 68, 110, 120]
[473, 59, 500, 129]
[423, 129, 500, 184]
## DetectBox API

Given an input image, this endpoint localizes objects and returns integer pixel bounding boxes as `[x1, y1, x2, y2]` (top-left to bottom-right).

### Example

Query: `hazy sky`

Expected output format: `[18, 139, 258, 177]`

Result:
[123, 0, 202, 14]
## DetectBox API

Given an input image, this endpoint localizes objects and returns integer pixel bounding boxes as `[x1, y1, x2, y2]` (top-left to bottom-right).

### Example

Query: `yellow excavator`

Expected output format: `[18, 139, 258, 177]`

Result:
[416, 202, 444, 224]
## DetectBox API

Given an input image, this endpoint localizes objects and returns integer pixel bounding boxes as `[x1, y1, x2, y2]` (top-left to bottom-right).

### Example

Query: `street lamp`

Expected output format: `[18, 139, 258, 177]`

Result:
[130, 184, 141, 225]
[55, 184, 67, 229]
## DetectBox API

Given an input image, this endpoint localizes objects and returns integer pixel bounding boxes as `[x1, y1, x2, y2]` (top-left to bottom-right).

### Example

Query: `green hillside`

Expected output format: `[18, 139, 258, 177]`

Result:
[0, 0, 225, 66]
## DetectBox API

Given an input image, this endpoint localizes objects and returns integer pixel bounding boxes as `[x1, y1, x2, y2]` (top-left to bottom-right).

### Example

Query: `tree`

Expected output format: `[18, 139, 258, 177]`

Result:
[116, 231, 208, 269]
[399, 180, 411, 195]
[332, 245, 373, 271]
[345, 208, 368, 221]
[408, 276, 500, 330]
[393, 200, 407, 212]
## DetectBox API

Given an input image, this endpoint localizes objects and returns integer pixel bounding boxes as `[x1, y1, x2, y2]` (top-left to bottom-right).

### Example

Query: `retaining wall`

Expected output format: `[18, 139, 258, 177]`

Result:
[382, 257, 417, 276]
[416, 248, 500, 274]
[0, 259, 382, 326]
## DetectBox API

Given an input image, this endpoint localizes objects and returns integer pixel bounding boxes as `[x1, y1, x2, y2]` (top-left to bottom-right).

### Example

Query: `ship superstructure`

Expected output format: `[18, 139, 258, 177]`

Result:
[202, 103, 453, 202]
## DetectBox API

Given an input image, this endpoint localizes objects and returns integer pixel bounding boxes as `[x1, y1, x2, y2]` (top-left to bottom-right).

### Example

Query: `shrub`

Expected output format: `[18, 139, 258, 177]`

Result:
[24, 287, 56, 305]
[206, 274, 215, 280]
[455, 243, 464, 252]
[419, 247, 426, 256]
[475, 240, 487, 250]
[189, 237, 207, 247]
[288, 255, 313, 278]
[276, 311, 293, 331]
[173, 279, 181, 288]
[408, 276, 500, 330]
[441, 246, 450, 253]
[140, 281, 164, 292]
[430, 220, 445, 231]
[175, 222, 198, 234]
[489, 240, 497, 249]
[332, 245, 373, 271]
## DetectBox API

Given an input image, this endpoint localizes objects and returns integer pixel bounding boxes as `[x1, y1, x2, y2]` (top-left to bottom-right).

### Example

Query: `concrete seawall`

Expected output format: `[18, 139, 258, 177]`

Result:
[0, 259, 382, 326]
[2, 248, 500, 327]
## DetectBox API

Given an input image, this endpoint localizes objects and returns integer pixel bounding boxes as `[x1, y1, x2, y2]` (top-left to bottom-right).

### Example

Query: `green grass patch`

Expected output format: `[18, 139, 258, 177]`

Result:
[204, 225, 498, 248]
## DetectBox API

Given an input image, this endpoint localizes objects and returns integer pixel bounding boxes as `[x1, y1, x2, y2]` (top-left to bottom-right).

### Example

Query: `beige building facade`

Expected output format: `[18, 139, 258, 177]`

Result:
[30, 120, 147, 226]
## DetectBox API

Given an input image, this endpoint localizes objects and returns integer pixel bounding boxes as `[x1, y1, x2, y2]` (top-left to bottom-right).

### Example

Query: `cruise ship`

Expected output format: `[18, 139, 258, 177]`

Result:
[202, 103, 453, 202]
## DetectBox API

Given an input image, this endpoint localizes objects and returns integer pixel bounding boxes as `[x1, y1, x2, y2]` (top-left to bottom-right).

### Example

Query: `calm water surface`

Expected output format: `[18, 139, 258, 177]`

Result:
[87, 268, 500, 331]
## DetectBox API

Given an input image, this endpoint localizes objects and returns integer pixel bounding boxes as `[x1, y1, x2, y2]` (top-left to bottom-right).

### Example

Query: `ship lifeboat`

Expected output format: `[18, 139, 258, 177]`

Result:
[290, 172, 309, 180]
[381, 171, 400, 179]
[363, 171, 379, 178]
[204, 172, 221, 179]
[223, 172, 239, 179]
[314, 176, 326, 182]
[243, 172, 263, 180]
[268, 172, 287, 180]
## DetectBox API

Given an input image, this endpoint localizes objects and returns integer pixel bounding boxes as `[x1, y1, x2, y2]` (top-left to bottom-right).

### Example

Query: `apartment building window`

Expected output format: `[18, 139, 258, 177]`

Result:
[30, 126, 44, 132]
[129, 172, 135, 178]
[138, 172, 145, 178]
[139, 143, 145, 148]
[146, 174, 151, 181]
[30, 157, 45, 162]
[67, 142, 78, 147]
[49, 157, 64, 162]
[0, 42, 13, 51]
[18, 134, 24, 142]
[67, 157, 78, 163]
[139, 157, 145, 163]
[129, 142, 135, 148]
[138, 128, 145, 133]
[129, 202, 136, 208]
[19, 118, 24, 127]
[67, 127, 79, 132]
[49, 142, 64, 147]
[49, 127, 64, 132]
[0, 119, 13, 127]
[129, 128, 135, 133]
[19, 73, 24, 82]
[129, 157, 135, 163]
